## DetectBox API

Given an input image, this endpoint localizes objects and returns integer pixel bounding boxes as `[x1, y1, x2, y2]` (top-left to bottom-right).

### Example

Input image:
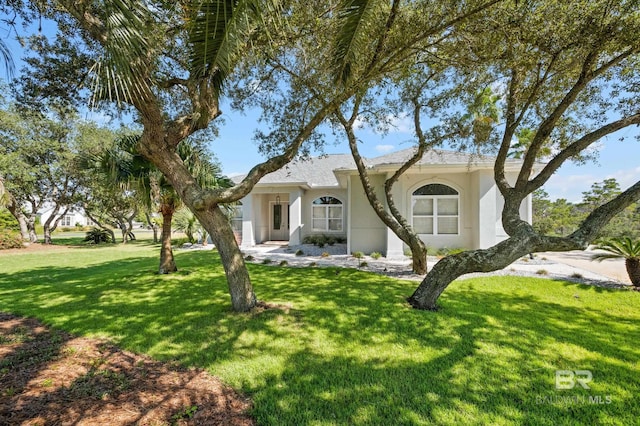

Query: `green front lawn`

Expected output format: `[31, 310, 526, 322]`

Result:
[0, 242, 638, 425]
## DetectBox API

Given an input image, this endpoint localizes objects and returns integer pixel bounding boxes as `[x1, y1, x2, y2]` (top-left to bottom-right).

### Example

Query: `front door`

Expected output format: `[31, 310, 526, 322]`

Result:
[270, 202, 289, 241]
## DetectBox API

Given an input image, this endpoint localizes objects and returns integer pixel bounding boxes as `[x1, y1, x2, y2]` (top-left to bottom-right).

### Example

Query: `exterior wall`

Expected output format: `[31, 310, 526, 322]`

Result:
[472, 170, 498, 249]
[348, 175, 387, 254]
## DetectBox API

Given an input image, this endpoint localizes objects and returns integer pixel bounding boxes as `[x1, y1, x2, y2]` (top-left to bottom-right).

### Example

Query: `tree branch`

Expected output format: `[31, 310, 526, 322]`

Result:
[528, 112, 640, 192]
[518, 47, 638, 188]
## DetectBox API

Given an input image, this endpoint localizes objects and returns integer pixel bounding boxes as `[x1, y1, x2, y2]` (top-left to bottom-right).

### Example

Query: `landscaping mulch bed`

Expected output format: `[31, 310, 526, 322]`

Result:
[0, 313, 254, 425]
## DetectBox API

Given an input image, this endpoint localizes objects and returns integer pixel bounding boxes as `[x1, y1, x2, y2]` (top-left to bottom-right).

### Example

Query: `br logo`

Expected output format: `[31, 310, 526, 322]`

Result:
[555, 370, 592, 389]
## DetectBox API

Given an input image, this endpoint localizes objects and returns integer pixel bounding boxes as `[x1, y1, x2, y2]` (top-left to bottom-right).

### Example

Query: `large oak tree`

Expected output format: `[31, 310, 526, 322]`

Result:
[407, 0, 640, 309]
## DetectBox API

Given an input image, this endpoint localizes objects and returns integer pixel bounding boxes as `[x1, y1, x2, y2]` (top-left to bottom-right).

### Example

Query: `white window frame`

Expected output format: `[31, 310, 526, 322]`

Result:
[311, 196, 343, 232]
[61, 215, 73, 227]
[411, 186, 460, 236]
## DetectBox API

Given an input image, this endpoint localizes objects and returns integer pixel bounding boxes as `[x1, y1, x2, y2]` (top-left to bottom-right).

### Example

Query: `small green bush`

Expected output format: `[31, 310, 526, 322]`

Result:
[352, 251, 364, 259]
[244, 255, 255, 261]
[279, 260, 288, 266]
[321, 252, 330, 258]
[536, 269, 549, 276]
[359, 261, 368, 268]
[303, 234, 346, 247]
[262, 258, 272, 264]
[295, 249, 304, 256]
[370, 252, 382, 260]
[0, 208, 19, 230]
[83, 228, 112, 244]
[0, 229, 24, 250]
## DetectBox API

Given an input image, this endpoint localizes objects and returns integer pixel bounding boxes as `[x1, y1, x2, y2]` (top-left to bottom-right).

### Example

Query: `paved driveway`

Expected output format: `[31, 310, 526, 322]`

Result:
[540, 249, 631, 285]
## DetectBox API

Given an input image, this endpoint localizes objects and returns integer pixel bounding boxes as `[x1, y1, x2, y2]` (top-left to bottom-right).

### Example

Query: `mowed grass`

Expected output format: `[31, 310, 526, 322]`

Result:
[1, 242, 638, 425]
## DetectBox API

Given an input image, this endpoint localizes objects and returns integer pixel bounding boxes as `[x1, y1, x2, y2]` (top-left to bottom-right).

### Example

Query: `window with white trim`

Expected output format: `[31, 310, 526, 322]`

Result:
[61, 215, 73, 227]
[412, 184, 459, 235]
[312, 196, 343, 232]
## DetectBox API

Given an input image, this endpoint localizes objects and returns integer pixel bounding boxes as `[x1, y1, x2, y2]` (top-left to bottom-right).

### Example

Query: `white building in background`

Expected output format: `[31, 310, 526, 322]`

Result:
[38, 206, 94, 228]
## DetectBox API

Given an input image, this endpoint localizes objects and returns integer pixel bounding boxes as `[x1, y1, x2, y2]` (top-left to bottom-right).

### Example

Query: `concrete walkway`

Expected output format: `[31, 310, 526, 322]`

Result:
[229, 243, 633, 289]
[539, 248, 631, 285]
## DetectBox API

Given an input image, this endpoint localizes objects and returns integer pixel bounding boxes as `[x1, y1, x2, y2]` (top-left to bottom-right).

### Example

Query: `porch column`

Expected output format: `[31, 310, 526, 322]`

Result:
[240, 195, 256, 248]
[289, 189, 302, 245]
[386, 227, 405, 258]
[385, 174, 405, 258]
[477, 170, 497, 249]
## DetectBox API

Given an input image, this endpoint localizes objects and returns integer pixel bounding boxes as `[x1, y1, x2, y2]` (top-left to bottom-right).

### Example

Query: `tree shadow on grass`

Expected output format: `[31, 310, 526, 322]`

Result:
[243, 281, 639, 424]
[1, 250, 638, 425]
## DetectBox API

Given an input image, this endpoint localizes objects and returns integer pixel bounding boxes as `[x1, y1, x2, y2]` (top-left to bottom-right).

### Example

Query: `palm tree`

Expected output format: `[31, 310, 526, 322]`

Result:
[95, 135, 227, 274]
[173, 207, 199, 244]
[592, 237, 640, 288]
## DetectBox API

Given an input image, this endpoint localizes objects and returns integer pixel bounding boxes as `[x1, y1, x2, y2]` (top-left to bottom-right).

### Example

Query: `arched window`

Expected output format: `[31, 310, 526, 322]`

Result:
[312, 196, 343, 232]
[412, 184, 459, 235]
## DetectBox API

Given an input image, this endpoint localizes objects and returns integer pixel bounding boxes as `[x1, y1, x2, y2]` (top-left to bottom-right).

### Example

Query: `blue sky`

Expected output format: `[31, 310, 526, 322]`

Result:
[214, 99, 640, 203]
[3, 17, 638, 204]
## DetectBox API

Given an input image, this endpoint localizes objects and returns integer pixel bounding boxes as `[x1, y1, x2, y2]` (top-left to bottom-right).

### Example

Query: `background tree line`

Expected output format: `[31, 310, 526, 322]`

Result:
[533, 179, 640, 240]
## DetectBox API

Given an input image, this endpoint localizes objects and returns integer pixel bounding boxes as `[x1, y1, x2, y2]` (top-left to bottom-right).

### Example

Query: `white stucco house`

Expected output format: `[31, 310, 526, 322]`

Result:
[234, 148, 533, 257]
[39, 206, 95, 228]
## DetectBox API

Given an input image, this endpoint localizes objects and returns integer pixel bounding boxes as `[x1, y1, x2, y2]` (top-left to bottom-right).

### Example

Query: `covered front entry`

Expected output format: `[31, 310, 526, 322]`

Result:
[269, 201, 289, 241]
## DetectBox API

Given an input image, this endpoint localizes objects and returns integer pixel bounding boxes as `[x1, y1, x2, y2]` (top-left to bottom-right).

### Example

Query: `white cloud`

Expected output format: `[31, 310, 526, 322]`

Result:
[386, 113, 413, 134]
[606, 166, 640, 190]
[544, 173, 594, 202]
[375, 144, 395, 153]
[353, 116, 367, 130]
[544, 165, 640, 203]
[352, 112, 413, 135]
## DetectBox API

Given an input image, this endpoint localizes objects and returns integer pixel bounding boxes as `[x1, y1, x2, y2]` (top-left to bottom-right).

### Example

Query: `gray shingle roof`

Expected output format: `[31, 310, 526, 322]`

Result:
[367, 147, 496, 167]
[234, 154, 356, 187]
[237, 148, 518, 187]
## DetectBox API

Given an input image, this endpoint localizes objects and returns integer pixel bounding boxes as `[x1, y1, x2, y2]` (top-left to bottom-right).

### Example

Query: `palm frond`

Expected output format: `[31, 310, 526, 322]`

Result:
[593, 237, 640, 261]
[0, 39, 15, 80]
[332, 0, 385, 85]
[177, 140, 228, 189]
[187, 0, 279, 97]
[88, 0, 156, 106]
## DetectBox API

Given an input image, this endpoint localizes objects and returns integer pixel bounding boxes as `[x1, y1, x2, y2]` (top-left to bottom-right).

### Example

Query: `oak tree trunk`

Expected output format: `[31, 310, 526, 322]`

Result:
[43, 206, 63, 244]
[408, 234, 535, 310]
[408, 239, 428, 275]
[7, 199, 30, 242]
[159, 209, 177, 274]
[194, 205, 257, 312]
